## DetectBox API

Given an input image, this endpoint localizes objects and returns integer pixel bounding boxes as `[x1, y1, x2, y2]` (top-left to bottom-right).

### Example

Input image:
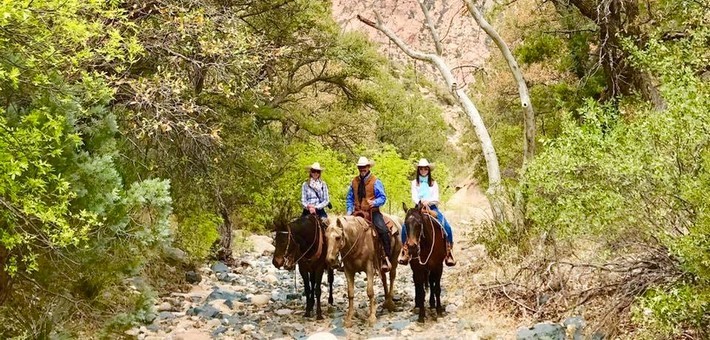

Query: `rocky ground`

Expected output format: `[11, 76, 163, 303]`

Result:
[125, 183, 547, 340]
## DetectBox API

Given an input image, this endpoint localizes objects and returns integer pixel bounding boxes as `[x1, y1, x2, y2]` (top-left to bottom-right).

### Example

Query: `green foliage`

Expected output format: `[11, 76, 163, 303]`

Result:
[515, 32, 564, 64]
[174, 212, 221, 262]
[517, 18, 710, 336]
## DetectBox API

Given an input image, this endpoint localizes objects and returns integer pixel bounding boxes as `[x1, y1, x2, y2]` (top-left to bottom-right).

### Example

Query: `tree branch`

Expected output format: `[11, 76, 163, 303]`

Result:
[416, 0, 443, 55]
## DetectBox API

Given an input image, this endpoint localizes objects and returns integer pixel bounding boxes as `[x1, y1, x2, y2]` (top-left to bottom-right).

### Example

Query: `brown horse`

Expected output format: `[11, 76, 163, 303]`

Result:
[325, 215, 402, 327]
[402, 202, 447, 322]
[272, 214, 334, 320]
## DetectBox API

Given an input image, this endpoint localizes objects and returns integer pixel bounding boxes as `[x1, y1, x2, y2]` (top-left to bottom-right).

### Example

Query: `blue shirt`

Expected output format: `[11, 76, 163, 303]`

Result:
[346, 176, 386, 214]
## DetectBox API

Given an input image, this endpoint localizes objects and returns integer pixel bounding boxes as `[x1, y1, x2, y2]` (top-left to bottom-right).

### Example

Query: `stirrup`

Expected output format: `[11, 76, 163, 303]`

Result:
[381, 257, 391, 273]
[445, 243, 457, 267]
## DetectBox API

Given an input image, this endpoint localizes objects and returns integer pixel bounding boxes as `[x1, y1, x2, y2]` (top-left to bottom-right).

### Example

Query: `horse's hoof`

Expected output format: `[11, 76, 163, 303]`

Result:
[437, 307, 444, 316]
[328, 297, 334, 305]
[383, 300, 395, 312]
[368, 316, 377, 325]
[304, 312, 312, 318]
[417, 317, 426, 323]
[344, 320, 353, 328]
[316, 314, 324, 320]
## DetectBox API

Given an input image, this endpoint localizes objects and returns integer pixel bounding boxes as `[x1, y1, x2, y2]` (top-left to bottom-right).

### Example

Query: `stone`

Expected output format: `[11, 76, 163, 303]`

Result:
[185, 271, 202, 284]
[563, 316, 586, 340]
[212, 326, 228, 336]
[158, 302, 172, 312]
[264, 274, 278, 284]
[147, 324, 160, 332]
[517, 322, 565, 340]
[211, 261, 230, 274]
[207, 318, 222, 328]
[207, 288, 246, 302]
[286, 293, 301, 300]
[275, 308, 293, 316]
[250, 294, 270, 306]
[445, 304, 458, 313]
[157, 311, 175, 321]
[125, 329, 140, 336]
[390, 320, 410, 331]
[164, 246, 188, 264]
[306, 332, 338, 340]
[401, 329, 412, 337]
[242, 324, 256, 332]
[249, 235, 276, 256]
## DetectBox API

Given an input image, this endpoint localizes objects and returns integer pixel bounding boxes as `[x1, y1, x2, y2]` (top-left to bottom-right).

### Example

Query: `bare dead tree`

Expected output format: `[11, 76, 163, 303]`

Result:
[463, 0, 536, 162]
[357, 9, 505, 221]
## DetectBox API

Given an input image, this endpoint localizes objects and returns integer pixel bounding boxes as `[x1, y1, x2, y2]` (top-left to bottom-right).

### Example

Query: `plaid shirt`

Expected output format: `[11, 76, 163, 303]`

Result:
[301, 180, 330, 209]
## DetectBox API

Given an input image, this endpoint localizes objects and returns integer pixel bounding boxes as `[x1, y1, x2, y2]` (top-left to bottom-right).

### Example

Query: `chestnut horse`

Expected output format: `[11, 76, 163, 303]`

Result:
[272, 214, 334, 319]
[402, 203, 447, 322]
[325, 215, 402, 327]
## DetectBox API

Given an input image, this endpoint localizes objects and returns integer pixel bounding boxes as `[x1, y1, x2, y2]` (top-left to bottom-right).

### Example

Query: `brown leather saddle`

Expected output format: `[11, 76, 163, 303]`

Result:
[352, 211, 398, 236]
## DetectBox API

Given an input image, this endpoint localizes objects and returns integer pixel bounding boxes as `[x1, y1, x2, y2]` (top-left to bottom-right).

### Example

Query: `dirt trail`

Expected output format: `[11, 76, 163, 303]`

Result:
[126, 181, 519, 340]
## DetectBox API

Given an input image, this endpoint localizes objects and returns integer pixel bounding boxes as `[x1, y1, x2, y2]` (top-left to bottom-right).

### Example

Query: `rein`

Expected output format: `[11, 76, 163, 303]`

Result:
[279, 217, 322, 265]
[338, 217, 364, 261]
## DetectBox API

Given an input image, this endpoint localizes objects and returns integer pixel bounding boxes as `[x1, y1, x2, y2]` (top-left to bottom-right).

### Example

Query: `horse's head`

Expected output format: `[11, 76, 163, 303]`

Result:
[403, 202, 426, 259]
[272, 217, 297, 270]
[325, 217, 346, 268]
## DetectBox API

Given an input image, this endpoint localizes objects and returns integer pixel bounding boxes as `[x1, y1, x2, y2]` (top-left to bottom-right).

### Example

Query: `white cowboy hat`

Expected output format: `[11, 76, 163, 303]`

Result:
[356, 156, 374, 167]
[416, 158, 435, 169]
[307, 162, 323, 171]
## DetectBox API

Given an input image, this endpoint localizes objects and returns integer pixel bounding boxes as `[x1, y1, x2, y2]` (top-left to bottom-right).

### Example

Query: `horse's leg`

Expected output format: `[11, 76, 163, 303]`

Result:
[344, 270, 355, 328]
[314, 267, 324, 320]
[327, 267, 334, 305]
[433, 265, 444, 315]
[300, 267, 312, 317]
[380, 267, 393, 312]
[429, 270, 436, 309]
[367, 266, 377, 325]
[387, 266, 397, 311]
[413, 267, 427, 323]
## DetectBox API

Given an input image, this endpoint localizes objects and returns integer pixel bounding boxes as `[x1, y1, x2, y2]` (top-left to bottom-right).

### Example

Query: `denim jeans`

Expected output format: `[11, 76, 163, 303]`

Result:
[401, 205, 453, 244]
[301, 208, 327, 218]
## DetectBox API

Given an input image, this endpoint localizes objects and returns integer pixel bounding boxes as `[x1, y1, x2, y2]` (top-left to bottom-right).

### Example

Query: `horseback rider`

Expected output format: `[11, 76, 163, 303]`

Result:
[399, 158, 456, 266]
[301, 162, 331, 226]
[346, 156, 393, 272]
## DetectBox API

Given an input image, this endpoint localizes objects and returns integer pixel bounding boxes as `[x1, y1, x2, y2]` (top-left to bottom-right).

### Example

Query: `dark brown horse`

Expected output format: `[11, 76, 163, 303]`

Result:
[402, 202, 447, 322]
[272, 214, 334, 319]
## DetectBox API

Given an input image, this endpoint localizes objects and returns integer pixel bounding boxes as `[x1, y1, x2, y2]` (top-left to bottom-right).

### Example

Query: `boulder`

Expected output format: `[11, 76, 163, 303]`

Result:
[185, 271, 202, 284]
[517, 322, 565, 340]
[248, 235, 276, 256]
[211, 261, 230, 274]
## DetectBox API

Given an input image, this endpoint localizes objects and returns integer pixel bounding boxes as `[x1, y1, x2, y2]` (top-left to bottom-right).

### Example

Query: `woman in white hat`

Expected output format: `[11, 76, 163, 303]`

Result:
[301, 162, 330, 219]
[399, 158, 456, 266]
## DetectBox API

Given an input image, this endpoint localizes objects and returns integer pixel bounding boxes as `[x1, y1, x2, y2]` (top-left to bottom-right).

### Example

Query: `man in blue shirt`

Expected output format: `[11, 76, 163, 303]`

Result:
[346, 157, 391, 272]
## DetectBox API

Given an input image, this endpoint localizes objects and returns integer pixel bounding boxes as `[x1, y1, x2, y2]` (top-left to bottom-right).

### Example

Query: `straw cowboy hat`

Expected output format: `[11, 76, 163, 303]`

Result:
[356, 156, 375, 167]
[415, 158, 435, 170]
[306, 162, 323, 171]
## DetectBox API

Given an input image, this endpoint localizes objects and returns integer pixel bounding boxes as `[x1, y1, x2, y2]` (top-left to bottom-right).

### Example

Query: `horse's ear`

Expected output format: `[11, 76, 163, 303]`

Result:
[336, 218, 343, 228]
[402, 202, 408, 214]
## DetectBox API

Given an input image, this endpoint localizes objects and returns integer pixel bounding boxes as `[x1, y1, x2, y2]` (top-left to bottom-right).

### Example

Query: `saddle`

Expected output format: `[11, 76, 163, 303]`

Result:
[352, 211, 399, 236]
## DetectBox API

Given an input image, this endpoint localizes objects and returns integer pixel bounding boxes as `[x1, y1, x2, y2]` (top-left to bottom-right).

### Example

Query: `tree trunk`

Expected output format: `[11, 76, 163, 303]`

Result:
[218, 206, 234, 265]
[357, 13, 505, 221]
[558, 0, 665, 109]
[0, 245, 11, 305]
[463, 0, 536, 162]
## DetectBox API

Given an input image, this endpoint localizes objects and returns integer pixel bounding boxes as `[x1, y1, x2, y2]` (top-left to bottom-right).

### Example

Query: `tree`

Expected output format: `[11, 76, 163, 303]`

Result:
[357, 8, 505, 220]
[463, 0, 536, 162]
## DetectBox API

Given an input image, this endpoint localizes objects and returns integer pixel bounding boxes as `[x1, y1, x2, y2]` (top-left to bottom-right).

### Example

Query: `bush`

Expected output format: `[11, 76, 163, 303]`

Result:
[174, 212, 221, 262]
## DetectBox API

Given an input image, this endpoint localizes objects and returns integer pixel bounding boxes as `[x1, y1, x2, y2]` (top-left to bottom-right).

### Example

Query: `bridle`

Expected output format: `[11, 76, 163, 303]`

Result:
[337, 217, 364, 261]
[406, 208, 438, 266]
[276, 217, 321, 267]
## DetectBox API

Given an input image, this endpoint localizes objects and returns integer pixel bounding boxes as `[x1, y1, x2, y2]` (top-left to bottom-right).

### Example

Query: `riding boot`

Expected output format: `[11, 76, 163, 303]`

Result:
[398, 246, 410, 265]
[378, 231, 392, 272]
[445, 242, 457, 267]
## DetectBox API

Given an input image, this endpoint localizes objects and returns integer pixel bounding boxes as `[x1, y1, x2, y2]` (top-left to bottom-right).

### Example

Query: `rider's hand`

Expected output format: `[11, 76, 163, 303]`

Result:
[367, 199, 375, 206]
[308, 206, 316, 214]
